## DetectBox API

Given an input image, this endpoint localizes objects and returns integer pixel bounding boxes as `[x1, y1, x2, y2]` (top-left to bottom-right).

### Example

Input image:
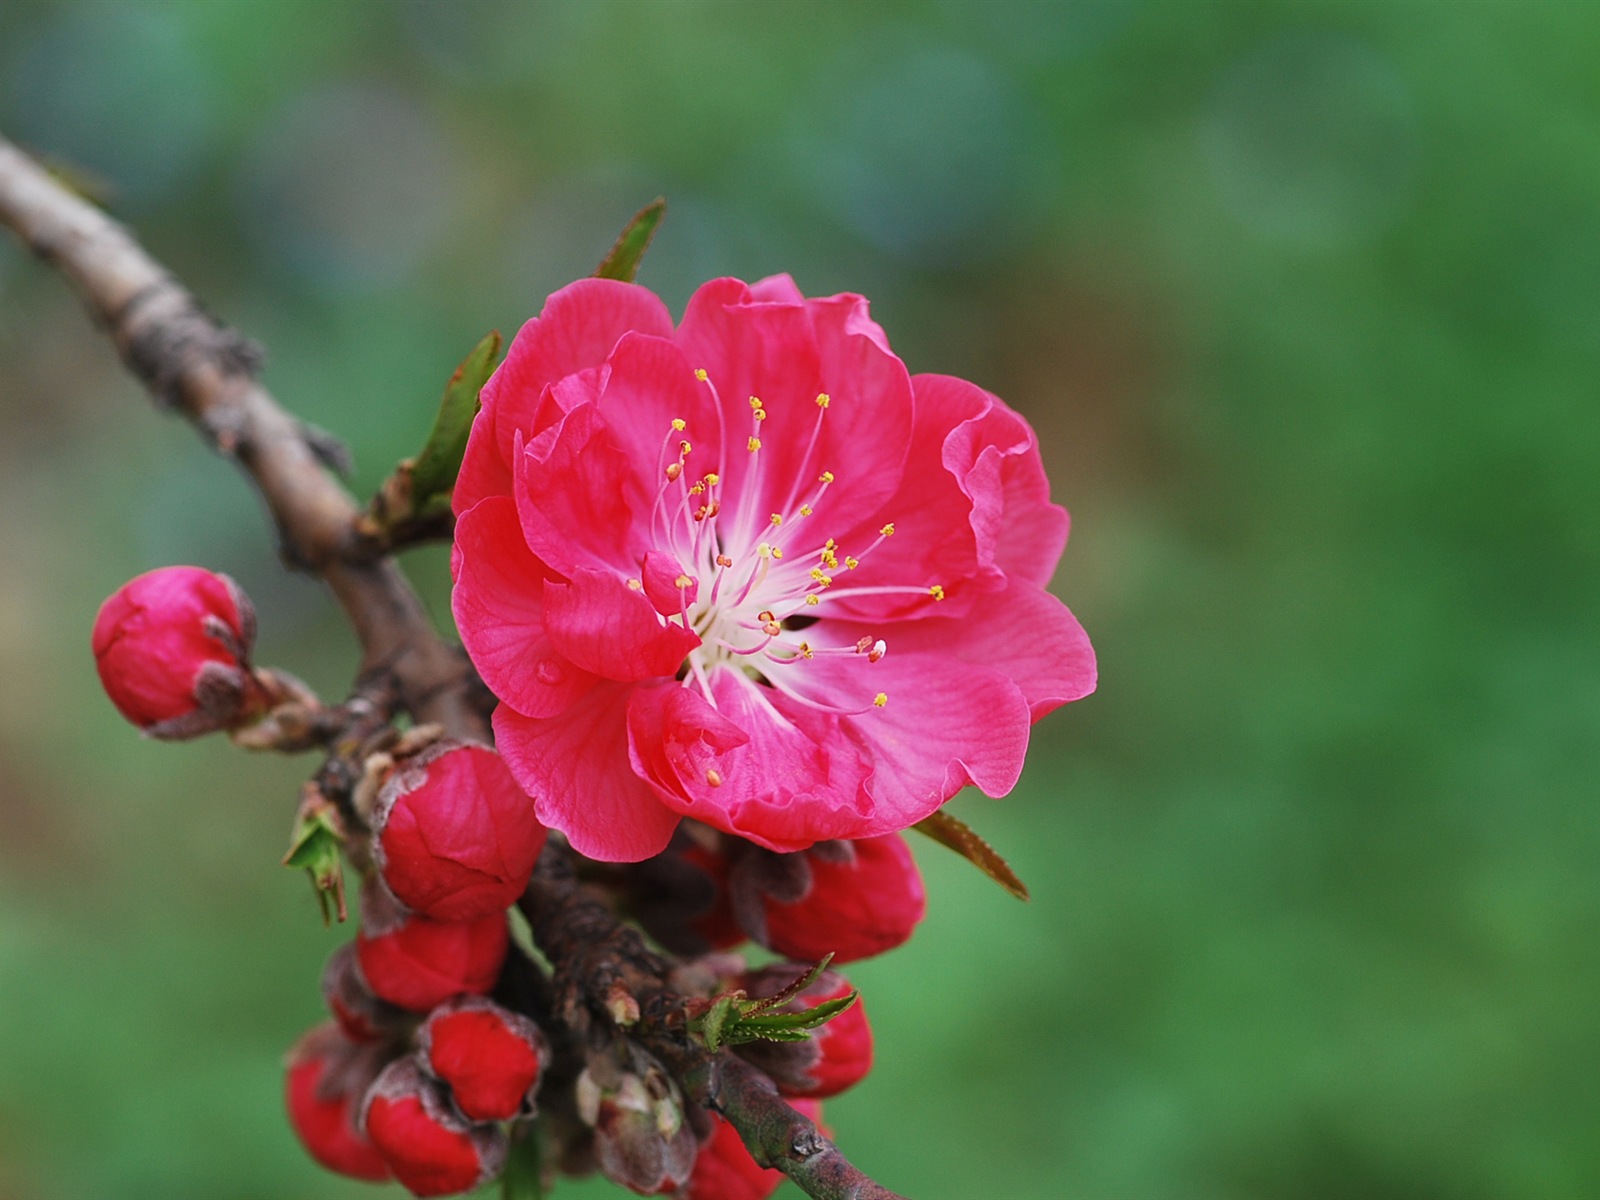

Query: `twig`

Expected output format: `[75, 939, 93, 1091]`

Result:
[0, 134, 483, 740]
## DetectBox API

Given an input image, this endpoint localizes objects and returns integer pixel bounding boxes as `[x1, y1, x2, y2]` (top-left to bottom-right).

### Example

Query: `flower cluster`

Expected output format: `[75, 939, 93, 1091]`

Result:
[91, 269, 1094, 1200]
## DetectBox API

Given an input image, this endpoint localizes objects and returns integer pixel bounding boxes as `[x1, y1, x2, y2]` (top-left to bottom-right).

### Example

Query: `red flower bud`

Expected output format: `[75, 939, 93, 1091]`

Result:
[362, 1057, 507, 1197]
[284, 1024, 392, 1184]
[679, 843, 746, 951]
[91, 565, 261, 738]
[373, 741, 546, 921]
[418, 995, 548, 1122]
[736, 966, 873, 1099]
[356, 883, 508, 1013]
[667, 1101, 823, 1200]
[755, 835, 925, 964]
[322, 941, 409, 1044]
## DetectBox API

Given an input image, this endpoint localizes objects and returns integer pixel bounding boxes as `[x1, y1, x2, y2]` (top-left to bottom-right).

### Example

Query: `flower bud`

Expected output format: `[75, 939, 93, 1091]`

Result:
[733, 965, 873, 1099]
[751, 835, 925, 964]
[577, 1053, 697, 1195]
[283, 1024, 392, 1183]
[372, 741, 547, 922]
[667, 1101, 823, 1200]
[91, 565, 261, 738]
[362, 1057, 507, 1197]
[322, 941, 410, 1045]
[418, 995, 548, 1122]
[356, 882, 508, 1013]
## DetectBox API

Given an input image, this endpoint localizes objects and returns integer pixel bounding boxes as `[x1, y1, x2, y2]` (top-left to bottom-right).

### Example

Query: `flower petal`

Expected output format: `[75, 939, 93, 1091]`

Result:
[451, 498, 597, 719]
[542, 567, 700, 682]
[494, 685, 680, 862]
[770, 641, 1032, 831]
[834, 580, 1095, 721]
[626, 672, 872, 852]
[513, 402, 643, 576]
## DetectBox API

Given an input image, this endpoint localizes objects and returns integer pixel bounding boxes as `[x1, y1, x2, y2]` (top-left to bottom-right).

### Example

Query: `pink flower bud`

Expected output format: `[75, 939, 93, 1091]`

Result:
[362, 1057, 507, 1197]
[356, 883, 508, 1013]
[321, 941, 409, 1045]
[418, 995, 548, 1123]
[91, 565, 260, 738]
[372, 742, 546, 922]
[667, 1101, 823, 1200]
[283, 1024, 392, 1184]
[754, 835, 925, 964]
[735, 965, 873, 1099]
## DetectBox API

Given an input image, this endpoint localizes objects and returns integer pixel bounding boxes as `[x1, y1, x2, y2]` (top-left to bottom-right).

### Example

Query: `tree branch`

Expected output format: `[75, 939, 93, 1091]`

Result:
[0, 135, 483, 740]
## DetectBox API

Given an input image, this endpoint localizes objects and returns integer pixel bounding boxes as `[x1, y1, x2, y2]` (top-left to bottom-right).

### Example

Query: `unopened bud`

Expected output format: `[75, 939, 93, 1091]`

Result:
[418, 995, 548, 1123]
[356, 882, 508, 1013]
[371, 741, 546, 922]
[321, 942, 409, 1045]
[362, 1057, 507, 1197]
[579, 1056, 696, 1195]
[91, 565, 262, 738]
[752, 835, 925, 964]
[283, 1024, 392, 1183]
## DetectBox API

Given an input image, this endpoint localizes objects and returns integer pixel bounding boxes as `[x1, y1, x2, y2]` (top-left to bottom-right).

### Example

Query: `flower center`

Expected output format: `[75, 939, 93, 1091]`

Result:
[631, 372, 945, 719]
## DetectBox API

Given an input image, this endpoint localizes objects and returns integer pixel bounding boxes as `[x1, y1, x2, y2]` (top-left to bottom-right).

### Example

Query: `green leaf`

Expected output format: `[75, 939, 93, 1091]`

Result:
[694, 994, 741, 1053]
[594, 198, 666, 283]
[282, 792, 348, 925]
[727, 991, 858, 1043]
[913, 809, 1030, 901]
[741, 954, 835, 1016]
[410, 330, 503, 509]
[500, 1127, 543, 1200]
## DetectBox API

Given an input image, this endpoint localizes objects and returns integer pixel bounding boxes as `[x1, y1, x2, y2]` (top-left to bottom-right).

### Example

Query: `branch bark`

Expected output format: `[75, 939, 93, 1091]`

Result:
[0, 134, 483, 740]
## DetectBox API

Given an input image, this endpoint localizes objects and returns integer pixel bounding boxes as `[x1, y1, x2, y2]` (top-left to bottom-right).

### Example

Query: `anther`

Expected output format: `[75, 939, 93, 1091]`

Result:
[706, 768, 723, 788]
[805, 594, 819, 606]
[665, 462, 682, 482]
[679, 440, 691, 456]
[816, 393, 831, 408]
[748, 436, 762, 452]
[819, 470, 835, 484]
[704, 472, 720, 486]
[880, 523, 895, 537]
[868, 639, 886, 663]
[717, 555, 733, 568]
[799, 642, 814, 659]
[671, 418, 687, 431]
[695, 368, 709, 381]
[928, 584, 945, 601]
[873, 692, 888, 708]
[626, 579, 643, 591]
[844, 556, 859, 569]
[799, 504, 813, 517]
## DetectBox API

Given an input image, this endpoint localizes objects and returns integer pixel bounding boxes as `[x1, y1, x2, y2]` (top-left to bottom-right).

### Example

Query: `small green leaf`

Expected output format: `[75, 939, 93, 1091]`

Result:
[913, 809, 1030, 901]
[693, 994, 741, 1053]
[741, 954, 835, 1016]
[410, 330, 503, 508]
[717, 990, 859, 1047]
[500, 1127, 544, 1200]
[282, 791, 348, 925]
[594, 198, 666, 283]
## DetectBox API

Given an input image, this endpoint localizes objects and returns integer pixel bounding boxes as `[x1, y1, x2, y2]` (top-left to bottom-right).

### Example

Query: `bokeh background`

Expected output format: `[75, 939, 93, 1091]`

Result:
[1, 1, 1596, 1197]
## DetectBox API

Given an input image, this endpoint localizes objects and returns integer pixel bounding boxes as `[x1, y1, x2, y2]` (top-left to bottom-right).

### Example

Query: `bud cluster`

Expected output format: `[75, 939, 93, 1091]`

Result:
[94, 567, 931, 1199]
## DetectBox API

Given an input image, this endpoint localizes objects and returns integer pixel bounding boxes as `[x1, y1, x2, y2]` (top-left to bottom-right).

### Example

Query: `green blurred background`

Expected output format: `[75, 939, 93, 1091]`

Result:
[2, 1, 1596, 1197]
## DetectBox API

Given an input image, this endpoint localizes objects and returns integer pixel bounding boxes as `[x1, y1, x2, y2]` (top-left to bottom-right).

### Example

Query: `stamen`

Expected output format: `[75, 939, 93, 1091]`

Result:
[874, 693, 888, 708]
[929, 584, 945, 601]
[672, 418, 687, 431]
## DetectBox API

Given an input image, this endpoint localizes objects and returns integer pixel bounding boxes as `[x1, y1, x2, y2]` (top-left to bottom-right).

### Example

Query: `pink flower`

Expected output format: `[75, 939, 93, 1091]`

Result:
[452, 276, 1095, 862]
